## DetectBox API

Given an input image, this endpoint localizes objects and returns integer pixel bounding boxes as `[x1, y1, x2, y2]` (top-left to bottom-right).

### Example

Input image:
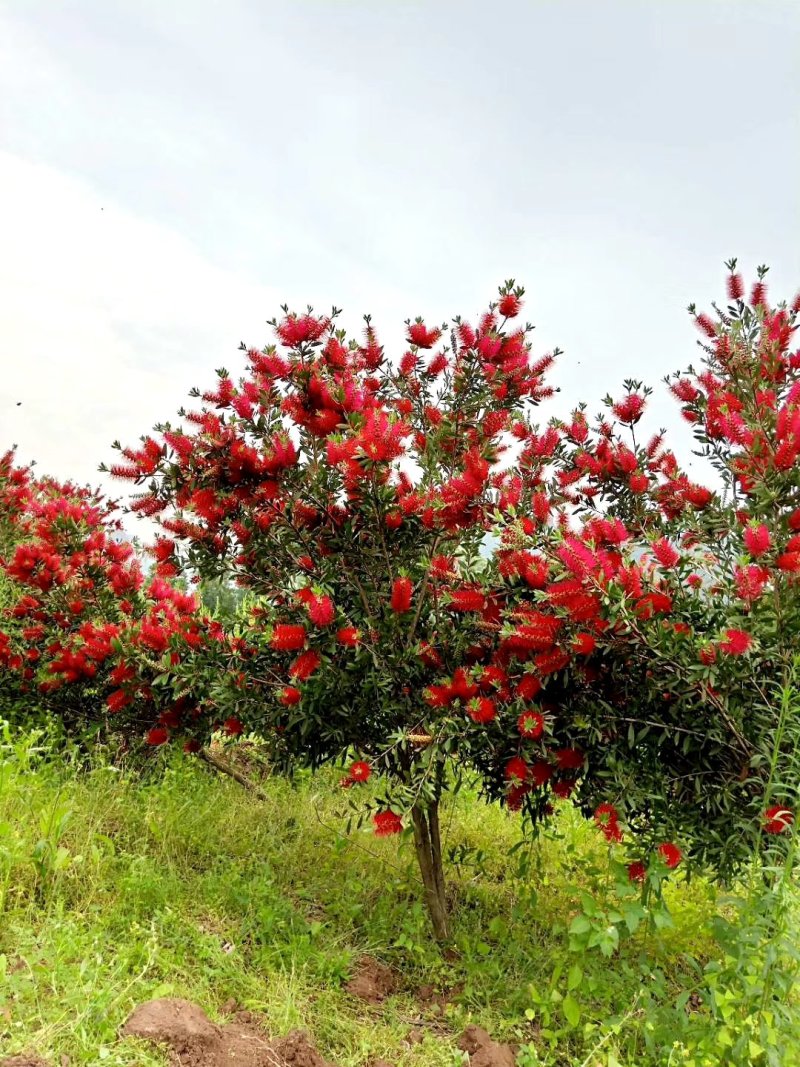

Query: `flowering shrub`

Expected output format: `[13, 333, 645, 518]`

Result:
[102, 266, 797, 936]
[0, 451, 211, 738]
[10, 263, 793, 940]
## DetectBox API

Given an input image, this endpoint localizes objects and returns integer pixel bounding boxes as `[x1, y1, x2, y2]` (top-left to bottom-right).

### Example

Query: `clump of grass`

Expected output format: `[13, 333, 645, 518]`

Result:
[0, 723, 788, 1066]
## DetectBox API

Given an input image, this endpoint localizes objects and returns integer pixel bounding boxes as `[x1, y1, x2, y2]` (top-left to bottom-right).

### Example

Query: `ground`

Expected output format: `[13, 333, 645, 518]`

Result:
[0, 724, 792, 1066]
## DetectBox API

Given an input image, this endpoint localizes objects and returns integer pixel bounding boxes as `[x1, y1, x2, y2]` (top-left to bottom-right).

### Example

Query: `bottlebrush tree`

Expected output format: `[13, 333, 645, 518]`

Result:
[106, 266, 799, 940]
[0, 451, 211, 737]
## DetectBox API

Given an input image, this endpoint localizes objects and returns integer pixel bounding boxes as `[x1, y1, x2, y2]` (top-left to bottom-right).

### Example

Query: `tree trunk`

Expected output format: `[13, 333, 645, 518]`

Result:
[411, 800, 449, 941]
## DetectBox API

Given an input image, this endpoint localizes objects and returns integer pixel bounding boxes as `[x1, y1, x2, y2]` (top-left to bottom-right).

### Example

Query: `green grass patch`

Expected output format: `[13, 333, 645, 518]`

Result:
[0, 725, 795, 1067]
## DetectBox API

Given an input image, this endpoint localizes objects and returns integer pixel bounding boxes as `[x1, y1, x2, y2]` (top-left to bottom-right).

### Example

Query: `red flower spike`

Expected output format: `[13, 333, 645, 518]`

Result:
[469, 696, 497, 723]
[726, 273, 744, 301]
[498, 293, 522, 318]
[146, 726, 169, 747]
[652, 538, 680, 569]
[505, 756, 530, 784]
[336, 626, 361, 647]
[627, 861, 647, 883]
[719, 628, 752, 656]
[289, 649, 322, 680]
[271, 624, 307, 651]
[517, 709, 544, 739]
[657, 842, 682, 869]
[612, 394, 646, 424]
[743, 524, 771, 558]
[350, 760, 371, 783]
[594, 802, 623, 843]
[373, 810, 403, 836]
[407, 323, 442, 349]
[307, 595, 336, 627]
[391, 577, 413, 614]
[763, 805, 793, 834]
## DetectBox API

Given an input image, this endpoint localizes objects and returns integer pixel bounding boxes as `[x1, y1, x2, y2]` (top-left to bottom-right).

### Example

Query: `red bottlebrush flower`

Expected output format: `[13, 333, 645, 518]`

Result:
[430, 554, 455, 578]
[720, 628, 752, 656]
[750, 281, 767, 307]
[336, 626, 361, 646]
[627, 861, 647, 883]
[307, 595, 336, 627]
[426, 352, 448, 376]
[279, 685, 302, 706]
[652, 537, 680, 569]
[516, 675, 542, 701]
[399, 351, 417, 376]
[146, 726, 169, 746]
[505, 755, 530, 784]
[735, 564, 770, 602]
[743, 523, 772, 557]
[271, 624, 307, 651]
[694, 312, 717, 338]
[763, 805, 794, 834]
[699, 644, 717, 665]
[498, 292, 522, 318]
[385, 511, 403, 530]
[391, 577, 413, 614]
[572, 632, 596, 656]
[506, 784, 531, 811]
[629, 472, 649, 493]
[594, 802, 622, 843]
[552, 779, 576, 799]
[424, 684, 453, 708]
[289, 649, 322, 680]
[447, 587, 485, 612]
[556, 748, 584, 770]
[684, 484, 713, 509]
[517, 709, 544, 739]
[687, 573, 703, 590]
[350, 760, 371, 783]
[657, 842, 682, 868]
[407, 322, 442, 349]
[777, 551, 800, 573]
[276, 312, 330, 347]
[636, 591, 673, 619]
[727, 273, 744, 301]
[373, 810, 403, 836]
[612, 393, 646, 424]
[530, 761, 553, 787]
[224, 717, 243, 736]
[183, 739, 202, 754]
[469, 696, 497, 723]
[106, 689, 132, 714]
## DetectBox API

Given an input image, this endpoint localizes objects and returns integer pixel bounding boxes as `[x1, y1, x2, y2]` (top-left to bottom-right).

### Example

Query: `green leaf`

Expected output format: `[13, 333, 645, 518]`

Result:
[567, 963, 583, 991]
[562, 994, 581, 1028]
[569, 914, 591, 935]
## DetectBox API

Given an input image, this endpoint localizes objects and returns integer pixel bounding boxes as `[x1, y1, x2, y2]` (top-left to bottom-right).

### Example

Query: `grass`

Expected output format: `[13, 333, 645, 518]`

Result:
[0, 722, 794, 1067]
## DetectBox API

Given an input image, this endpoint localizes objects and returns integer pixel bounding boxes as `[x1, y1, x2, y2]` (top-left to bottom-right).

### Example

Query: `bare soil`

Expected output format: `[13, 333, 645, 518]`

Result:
[121, 998, 336, 1067]
[345, 956, 397, 1004]
[458, 1025, 517, 1067]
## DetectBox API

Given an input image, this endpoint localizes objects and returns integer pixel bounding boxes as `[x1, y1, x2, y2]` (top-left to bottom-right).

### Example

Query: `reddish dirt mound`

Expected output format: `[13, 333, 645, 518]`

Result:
[458, 1026, 516, 1067]
[345, 956, 397, 1004]
[0, 1058, 50, 1067]
[121, 998, 335, 1067]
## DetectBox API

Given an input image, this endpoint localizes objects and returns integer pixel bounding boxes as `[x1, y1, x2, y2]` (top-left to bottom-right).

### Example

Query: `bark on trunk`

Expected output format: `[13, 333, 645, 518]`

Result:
[411, 800, 449, 941]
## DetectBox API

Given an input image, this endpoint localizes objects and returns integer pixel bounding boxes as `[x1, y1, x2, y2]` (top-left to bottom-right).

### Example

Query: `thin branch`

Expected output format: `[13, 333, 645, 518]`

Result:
[199, 747, 269, 800]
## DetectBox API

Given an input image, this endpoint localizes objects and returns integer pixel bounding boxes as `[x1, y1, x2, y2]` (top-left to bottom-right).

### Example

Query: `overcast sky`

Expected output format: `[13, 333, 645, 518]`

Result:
[1, 1, 798, 509]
